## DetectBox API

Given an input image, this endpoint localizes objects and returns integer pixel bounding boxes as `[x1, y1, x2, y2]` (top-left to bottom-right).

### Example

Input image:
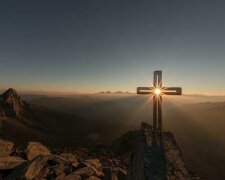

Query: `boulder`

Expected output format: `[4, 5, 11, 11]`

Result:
[60, 174, 81, 180]
[83, 159, 103, 177]
[63, 164, 103, 179]
[60, 153, 79, 167]
[0, 156, 25, 170]
[74, 166, 96, 177]
[0, 139, 14, 156]
[25, 155, 49, 179]
[87, 176, 101, 180]
[34, 166, 49, 180]
[74, 148, 89, 159]
[26, 142, 50, 161]
[52, 162, 66, 177]
[49, 154, 69, 164]
[84, 159, 102, 170]
[25, 154, 71, 180]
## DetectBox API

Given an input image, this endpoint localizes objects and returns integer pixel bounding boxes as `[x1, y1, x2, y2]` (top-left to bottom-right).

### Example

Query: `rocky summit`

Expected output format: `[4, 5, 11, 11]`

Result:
[0, 89, 204, 179]
[0, 122, 204, 180]
[127, 123, 193, 179]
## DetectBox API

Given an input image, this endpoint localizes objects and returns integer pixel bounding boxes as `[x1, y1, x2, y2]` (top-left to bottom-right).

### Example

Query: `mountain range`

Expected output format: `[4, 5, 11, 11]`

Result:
[0, 88, 206, 179]
[0, 88, 134, 147]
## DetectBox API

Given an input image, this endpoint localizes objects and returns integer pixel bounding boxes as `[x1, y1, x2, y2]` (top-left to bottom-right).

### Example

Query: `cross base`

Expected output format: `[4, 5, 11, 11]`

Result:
[153, 95, 162, 133]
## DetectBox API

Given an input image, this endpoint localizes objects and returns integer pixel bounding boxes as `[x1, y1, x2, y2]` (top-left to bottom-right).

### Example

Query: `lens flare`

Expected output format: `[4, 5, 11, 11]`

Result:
[154, 88, 161, 95]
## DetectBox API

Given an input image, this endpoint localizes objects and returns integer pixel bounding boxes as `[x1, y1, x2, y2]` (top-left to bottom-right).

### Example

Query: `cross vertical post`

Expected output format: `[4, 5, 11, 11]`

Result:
[153, 95, 157, 129]
[137, 71, 182, 134]
[153, 71, 162, 131]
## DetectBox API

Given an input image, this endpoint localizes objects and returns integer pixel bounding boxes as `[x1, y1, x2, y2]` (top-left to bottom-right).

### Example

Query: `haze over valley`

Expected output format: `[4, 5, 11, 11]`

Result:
[17, 92, 225, 179]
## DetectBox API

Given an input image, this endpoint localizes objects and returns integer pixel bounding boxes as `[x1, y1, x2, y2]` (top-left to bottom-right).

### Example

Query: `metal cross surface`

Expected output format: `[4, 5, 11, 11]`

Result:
[137, 71, 182, 133]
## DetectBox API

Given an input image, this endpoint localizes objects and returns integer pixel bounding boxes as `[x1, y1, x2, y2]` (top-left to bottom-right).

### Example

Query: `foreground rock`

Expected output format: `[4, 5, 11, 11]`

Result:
[26, 141, 51, 161]
[25, 155, 49, 179]
[0, 156, 25, 170]
[0, 139, 14, 156]
[60, 153, 79, 167]
[0, 123, 204, 179]
[26, 153, 74, 179]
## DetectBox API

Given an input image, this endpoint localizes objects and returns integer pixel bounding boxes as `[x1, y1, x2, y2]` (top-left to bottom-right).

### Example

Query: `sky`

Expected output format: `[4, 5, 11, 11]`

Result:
[0, 0, 225, 94]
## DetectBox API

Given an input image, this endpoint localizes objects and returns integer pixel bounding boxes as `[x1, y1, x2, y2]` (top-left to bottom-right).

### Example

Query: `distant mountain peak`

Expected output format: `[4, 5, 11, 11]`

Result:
[2, 88, 19, 98]
[97, 91, 132, 94]
[0, 88, 24, 118]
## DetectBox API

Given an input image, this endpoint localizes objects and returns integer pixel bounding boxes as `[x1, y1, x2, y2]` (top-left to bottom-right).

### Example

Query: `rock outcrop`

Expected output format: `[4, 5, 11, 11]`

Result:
[0, 139, 14, 156]
[0, 156, 25, 170]
[126, 123, 189, 179]
[0, 88, 24, 118]
[115, 122, 205, 180]
[26, 142, 51, 161]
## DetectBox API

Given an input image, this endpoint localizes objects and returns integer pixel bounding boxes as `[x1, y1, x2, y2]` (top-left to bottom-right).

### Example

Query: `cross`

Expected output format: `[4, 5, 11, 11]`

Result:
[137, 71, 182, 133]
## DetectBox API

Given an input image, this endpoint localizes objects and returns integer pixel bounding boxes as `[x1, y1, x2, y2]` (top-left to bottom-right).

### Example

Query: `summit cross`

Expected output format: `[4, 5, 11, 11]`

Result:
[137, 71, 182, 133]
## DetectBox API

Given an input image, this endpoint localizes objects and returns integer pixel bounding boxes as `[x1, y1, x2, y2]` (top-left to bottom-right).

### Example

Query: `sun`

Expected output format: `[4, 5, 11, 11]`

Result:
[154, 88, 161, 95]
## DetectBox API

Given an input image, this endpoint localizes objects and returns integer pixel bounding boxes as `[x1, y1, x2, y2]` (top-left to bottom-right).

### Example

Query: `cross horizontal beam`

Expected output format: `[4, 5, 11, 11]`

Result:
[162, 87, 182, 95]
[137, 87, 182, 95]
[137, 87, 154, 94]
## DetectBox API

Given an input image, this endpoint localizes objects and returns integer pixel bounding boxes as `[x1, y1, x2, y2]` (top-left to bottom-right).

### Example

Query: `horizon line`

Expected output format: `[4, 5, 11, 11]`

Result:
[1, 88, 225, 97]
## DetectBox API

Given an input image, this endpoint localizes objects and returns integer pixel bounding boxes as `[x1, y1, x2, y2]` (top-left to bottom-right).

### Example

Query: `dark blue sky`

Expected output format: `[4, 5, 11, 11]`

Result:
[1, 0, 225, 94]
